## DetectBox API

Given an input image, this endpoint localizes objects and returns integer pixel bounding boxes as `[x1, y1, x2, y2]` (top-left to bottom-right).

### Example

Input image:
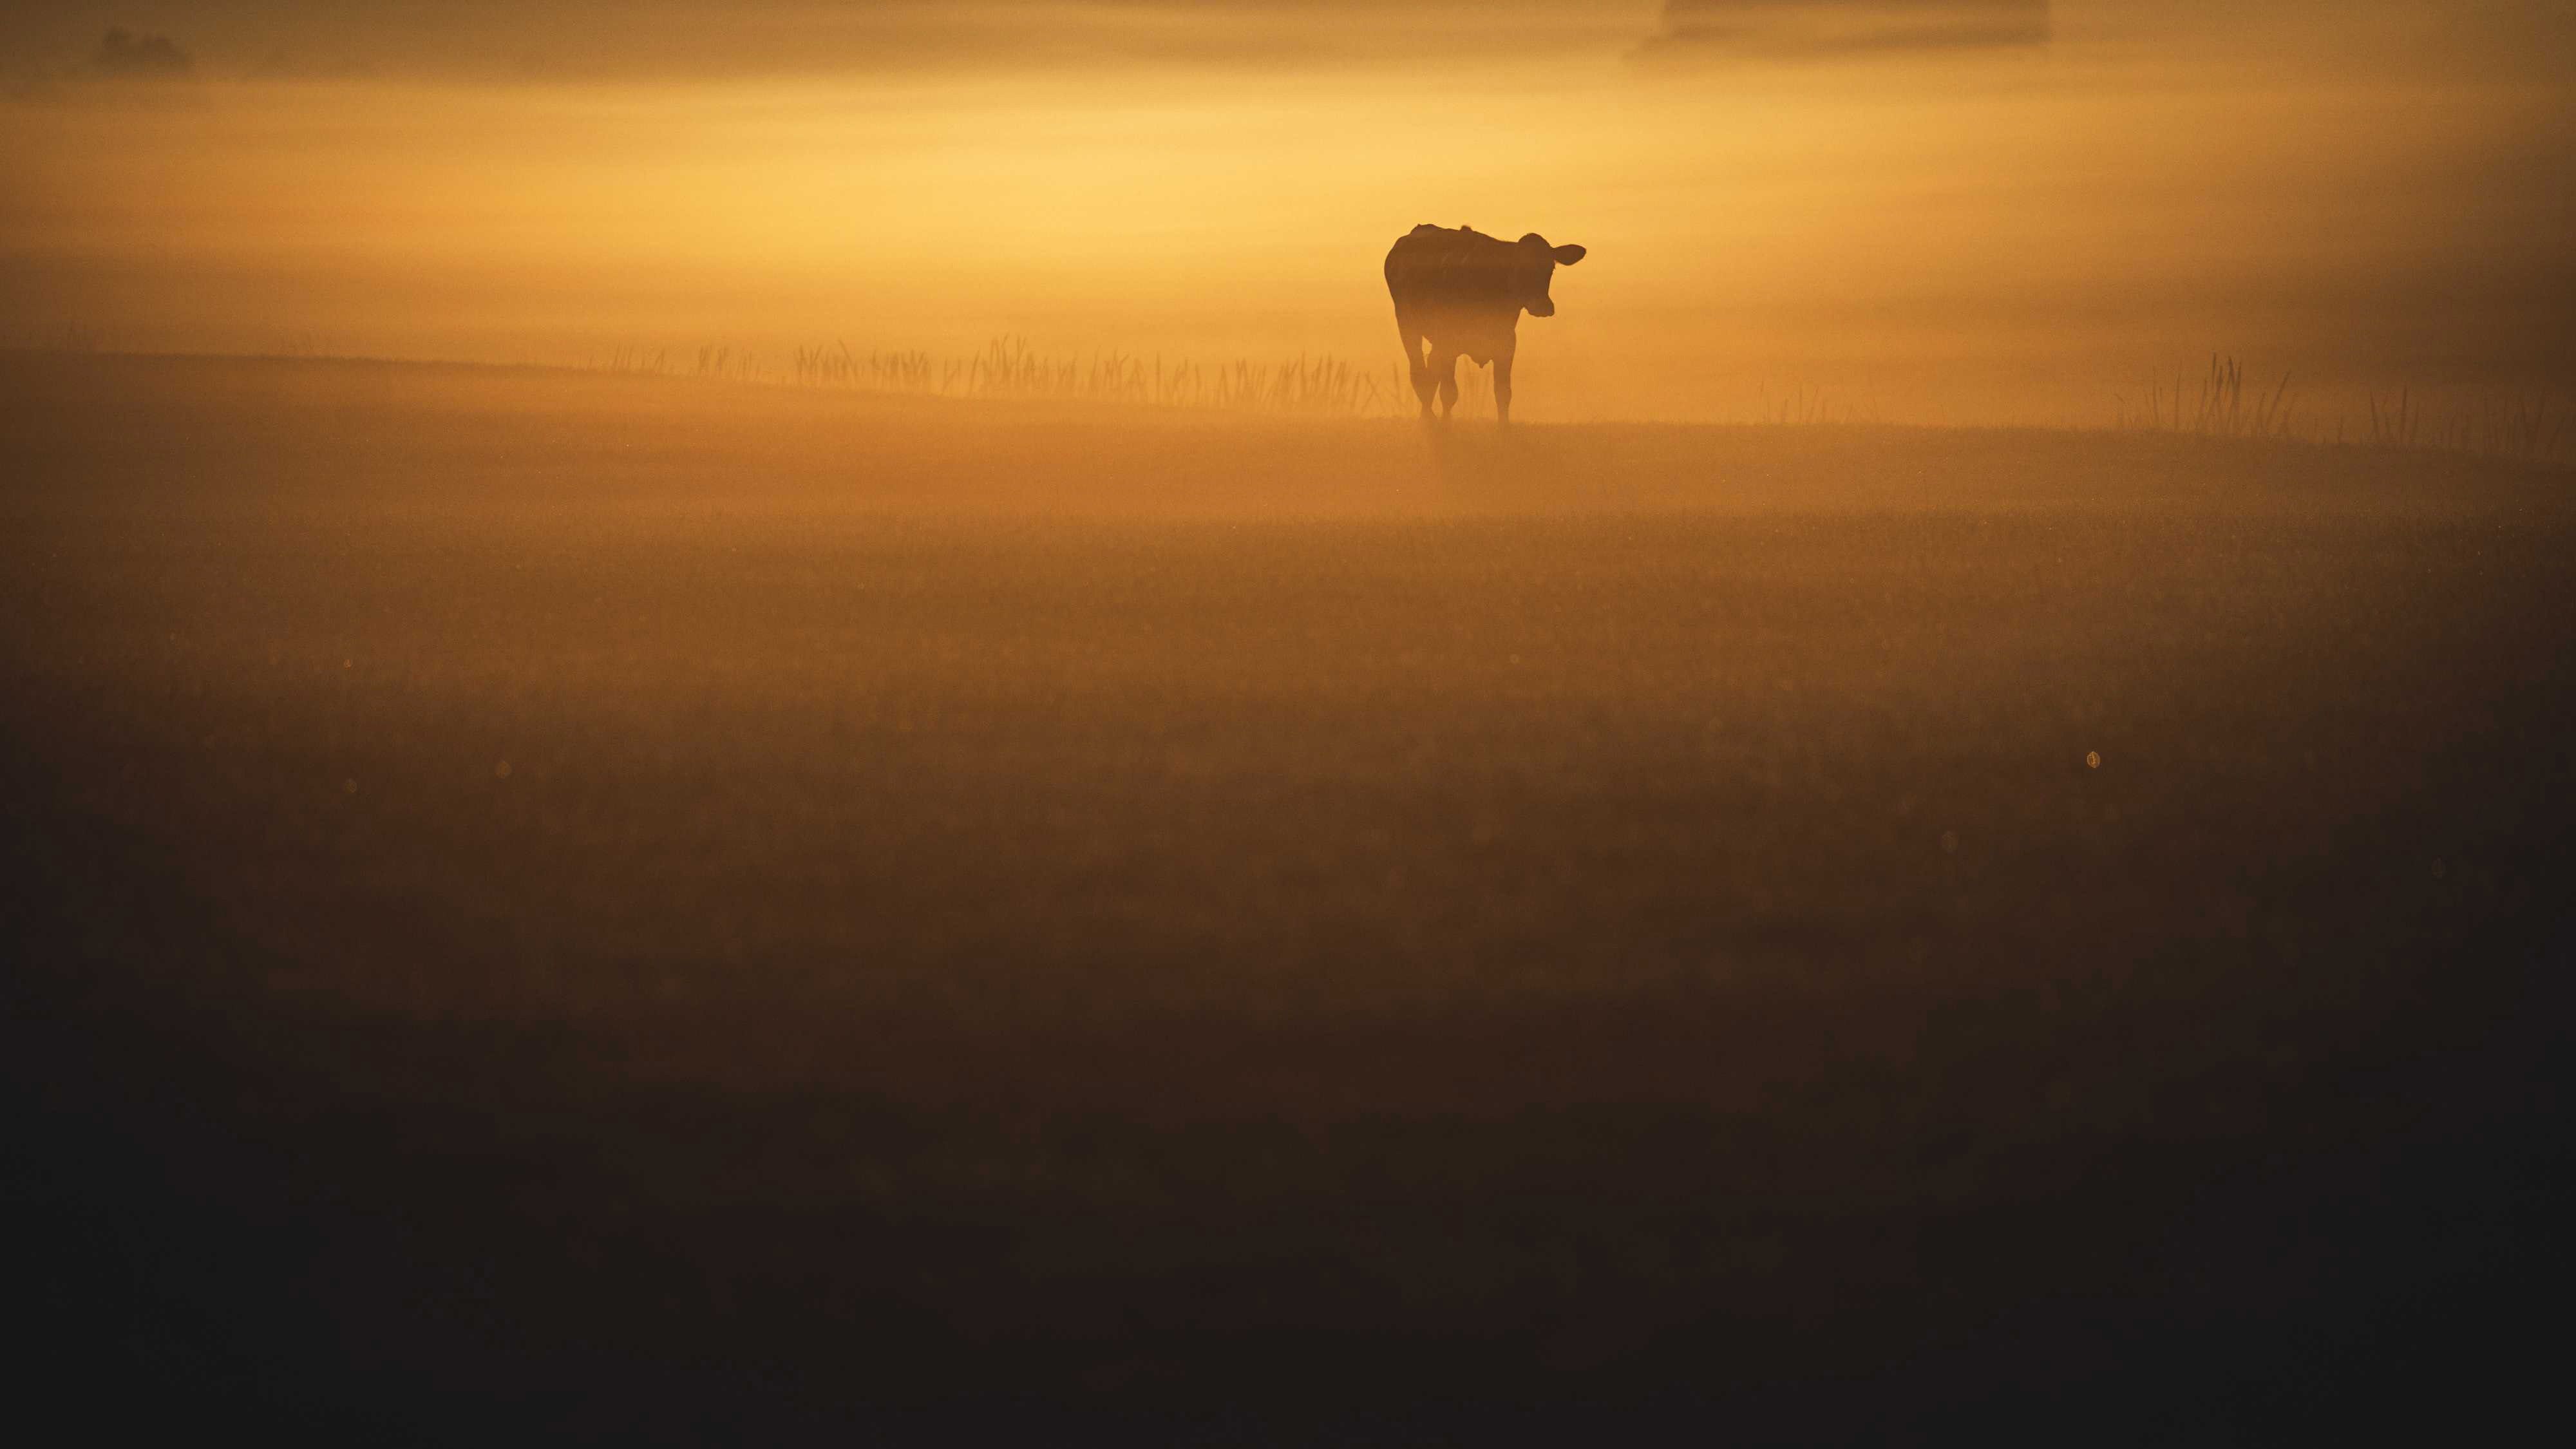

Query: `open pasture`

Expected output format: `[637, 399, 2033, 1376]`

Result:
[5, 354, 2570, 1441]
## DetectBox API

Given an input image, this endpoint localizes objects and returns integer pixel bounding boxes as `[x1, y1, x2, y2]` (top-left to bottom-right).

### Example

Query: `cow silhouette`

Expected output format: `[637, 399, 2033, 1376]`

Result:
[1384, 223, 1587, 425]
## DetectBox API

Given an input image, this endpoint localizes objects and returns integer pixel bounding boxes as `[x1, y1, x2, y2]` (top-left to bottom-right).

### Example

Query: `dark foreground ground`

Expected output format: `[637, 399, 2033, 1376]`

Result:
[4, 354, 2571, 1443]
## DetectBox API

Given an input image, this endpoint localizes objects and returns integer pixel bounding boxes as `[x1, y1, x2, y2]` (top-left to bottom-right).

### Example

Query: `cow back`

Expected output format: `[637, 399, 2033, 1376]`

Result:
[1385, 225, 1527, 314]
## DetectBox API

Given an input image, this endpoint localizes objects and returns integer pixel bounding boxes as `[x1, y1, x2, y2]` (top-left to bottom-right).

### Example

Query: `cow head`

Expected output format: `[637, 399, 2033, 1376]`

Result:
[1516, 233, 1587, 318]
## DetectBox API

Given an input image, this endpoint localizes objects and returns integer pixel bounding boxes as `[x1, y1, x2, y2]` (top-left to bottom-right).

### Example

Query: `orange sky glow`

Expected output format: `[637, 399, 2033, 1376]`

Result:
[5, 2, 2570, 422]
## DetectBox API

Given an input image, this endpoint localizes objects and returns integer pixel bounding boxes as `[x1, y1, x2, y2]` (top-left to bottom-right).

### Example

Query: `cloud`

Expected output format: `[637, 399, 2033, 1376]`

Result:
[3, 4, 1634, 85]
[90, 26, 194, 79]
[1638, 1, 2050, 62]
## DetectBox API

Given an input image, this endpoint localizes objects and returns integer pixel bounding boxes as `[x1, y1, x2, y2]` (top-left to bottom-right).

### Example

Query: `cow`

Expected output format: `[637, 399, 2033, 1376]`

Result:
[1383, 223, 1587, 425]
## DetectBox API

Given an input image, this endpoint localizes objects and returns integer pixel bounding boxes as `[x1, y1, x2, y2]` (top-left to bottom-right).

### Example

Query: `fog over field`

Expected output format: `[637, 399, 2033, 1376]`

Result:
[4, 3, 2573, 1443]
[6, 354, 2571, 1438]
[5, 2, 2573, 422]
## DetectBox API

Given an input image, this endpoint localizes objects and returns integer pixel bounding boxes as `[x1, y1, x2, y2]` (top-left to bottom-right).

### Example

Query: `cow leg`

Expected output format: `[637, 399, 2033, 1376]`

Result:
[1414, 346, 1439, 422]
[1493, 347, 1516, 426]
[1434, 350, 1461, 422]
[1397, 318, 1436, 421]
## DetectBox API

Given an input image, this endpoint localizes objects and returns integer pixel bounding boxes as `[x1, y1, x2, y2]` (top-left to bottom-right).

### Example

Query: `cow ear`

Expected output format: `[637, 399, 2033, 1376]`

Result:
[1553, 243, 1587, 266]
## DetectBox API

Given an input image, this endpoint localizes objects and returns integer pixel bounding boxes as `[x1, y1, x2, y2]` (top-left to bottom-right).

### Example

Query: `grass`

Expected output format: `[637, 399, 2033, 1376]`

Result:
[2122, 353, 2571, 467]
[2119, 353, 2298, 439]
[21, 327, 2566, 464]
[2353, 385, 2569, 461]
[1747, 381, 1884, 426]
[5, 354, 2571, 1441]
[603, 343, 670, 376]
[706, 336, 2575, 465]
[788, 334, 1403, 417]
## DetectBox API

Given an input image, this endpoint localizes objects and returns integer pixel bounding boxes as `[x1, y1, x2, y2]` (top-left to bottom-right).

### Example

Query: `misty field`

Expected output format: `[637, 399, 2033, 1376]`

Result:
[5, 354, 2571, 1442]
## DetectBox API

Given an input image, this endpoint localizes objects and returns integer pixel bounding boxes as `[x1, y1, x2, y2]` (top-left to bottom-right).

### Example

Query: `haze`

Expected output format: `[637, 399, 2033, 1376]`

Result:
[6, 1, 2571, 422]
[12, 3, 2576, 1440]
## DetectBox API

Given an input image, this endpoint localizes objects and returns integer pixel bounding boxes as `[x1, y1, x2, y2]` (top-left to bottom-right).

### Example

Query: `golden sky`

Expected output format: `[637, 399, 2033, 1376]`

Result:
[5, 3, 2570, 421]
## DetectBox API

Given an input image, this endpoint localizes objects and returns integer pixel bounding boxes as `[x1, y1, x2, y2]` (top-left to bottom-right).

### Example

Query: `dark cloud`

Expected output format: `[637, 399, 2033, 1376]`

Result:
[91, 26, 192, 78]
[243, 46, 378, 82]
[1639, 1, 2050, 62]
[0, 3, 1627, 82]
